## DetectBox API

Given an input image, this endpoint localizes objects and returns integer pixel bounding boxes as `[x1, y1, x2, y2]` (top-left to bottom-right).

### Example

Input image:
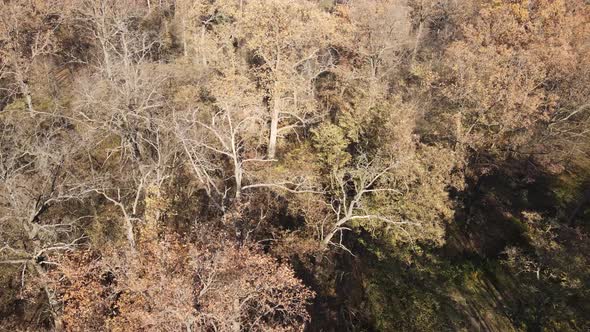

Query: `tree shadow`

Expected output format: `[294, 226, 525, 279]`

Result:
[303, 155, 590, 331]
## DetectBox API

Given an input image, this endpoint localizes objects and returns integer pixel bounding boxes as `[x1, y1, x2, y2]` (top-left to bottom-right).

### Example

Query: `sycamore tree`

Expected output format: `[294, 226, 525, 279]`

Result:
[175, 63, 267, 202]
[175, 25, 321, 207]
[285, 90, 460, 252]
[172, 0, 342, 159]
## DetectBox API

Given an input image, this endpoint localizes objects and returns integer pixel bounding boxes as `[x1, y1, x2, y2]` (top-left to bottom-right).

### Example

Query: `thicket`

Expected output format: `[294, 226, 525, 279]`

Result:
[0, 0, 589, 331]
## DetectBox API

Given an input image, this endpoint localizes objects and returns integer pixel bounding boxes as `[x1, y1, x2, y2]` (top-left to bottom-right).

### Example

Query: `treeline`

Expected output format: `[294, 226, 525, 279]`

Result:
[0, 0, 589, 331]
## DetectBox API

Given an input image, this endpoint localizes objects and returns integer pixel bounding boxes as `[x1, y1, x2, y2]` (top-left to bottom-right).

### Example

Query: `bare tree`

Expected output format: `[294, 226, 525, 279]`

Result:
[0, 110, 92, 328]
[174, 66, 267, 202]
[0, 0, 63, 113]
[234, 0, 342, 159]
[320, 156, 419, 251]
[71, 13, 177, 247]
[347, 0, 412, 81]
[71, 0, 152, 79]
[175, 64, 321, 208]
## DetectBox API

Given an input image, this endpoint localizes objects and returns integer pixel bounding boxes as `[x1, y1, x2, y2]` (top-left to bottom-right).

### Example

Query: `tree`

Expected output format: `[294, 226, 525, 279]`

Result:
[293, 92, 460, 252]
[432, 0, 590, 161]
[346, 0, 412, 81]
[234, 0, 342, 159]
[0, 0, 63, 113]
[196, 244, 315, 332]
[71, 3, 178, 248]
[175, 48, 320, 206]
[174, 52, 267, 202]
[0, 109, 92, 329]
[314, 148, 456, 251]
[54, 234, 314, 332]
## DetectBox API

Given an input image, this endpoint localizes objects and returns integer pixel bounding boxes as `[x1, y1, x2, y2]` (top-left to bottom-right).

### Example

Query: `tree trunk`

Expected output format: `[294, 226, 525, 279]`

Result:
[200, 24, 207, 66]
[24, 88, 34, 113]
[182, 17, 188, 57]
[411, 20, 424, 64]
[33, 263, 63, 331]
[125, 217, 136, 251]
[143, 185, 163, 243]
[12, 59, 34, 114]
[234, 160, 243, 201]
[322, 230, 336, 247]
[231, 298, 241, 332]
[97, 19, 113, 79]
[268, 99, 279, 159]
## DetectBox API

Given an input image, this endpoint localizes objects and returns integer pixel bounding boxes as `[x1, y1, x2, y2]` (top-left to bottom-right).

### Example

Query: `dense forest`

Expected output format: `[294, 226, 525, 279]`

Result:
[0, 0, 589, 331]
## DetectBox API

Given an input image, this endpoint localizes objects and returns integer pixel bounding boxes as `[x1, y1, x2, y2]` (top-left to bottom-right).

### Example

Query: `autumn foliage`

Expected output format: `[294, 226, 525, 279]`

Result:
[55, 235, 313, 331]
[1, 0, 589, 330]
